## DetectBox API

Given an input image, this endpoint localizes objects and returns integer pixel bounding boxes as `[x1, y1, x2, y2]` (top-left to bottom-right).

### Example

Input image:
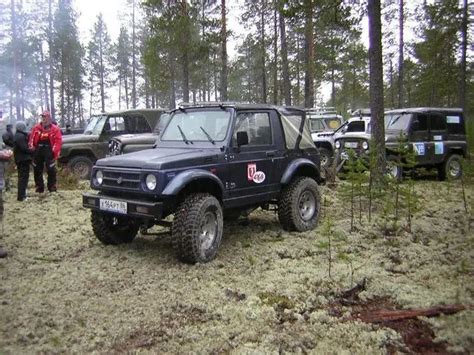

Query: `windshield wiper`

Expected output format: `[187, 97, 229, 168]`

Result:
[200, 126, 215, 144]
[177, 125, 191, 144]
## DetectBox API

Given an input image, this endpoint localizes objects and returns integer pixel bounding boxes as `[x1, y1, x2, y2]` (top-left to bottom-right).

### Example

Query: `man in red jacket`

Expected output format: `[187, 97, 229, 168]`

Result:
[29, 111, 62, 193]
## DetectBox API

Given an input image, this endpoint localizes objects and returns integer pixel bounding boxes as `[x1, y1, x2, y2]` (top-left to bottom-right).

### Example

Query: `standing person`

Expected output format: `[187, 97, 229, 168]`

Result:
[13, 121, 33, 201]
[2, 124, 14, 148]
[29, 111, 62, 193]
[0, 148, 13, 258]
[1, 124, 14, 191]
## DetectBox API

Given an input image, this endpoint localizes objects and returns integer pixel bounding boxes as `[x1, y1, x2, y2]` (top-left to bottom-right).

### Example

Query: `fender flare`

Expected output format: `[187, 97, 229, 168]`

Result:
[60, 148, 97, 162]
[280, 158, 321, 184]
[162, 169, 225, 197]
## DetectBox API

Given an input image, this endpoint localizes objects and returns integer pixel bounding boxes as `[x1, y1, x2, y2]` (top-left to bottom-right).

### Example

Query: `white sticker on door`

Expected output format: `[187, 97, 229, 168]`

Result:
[413, 143, 425, 156]
[252, 171, 266, 184]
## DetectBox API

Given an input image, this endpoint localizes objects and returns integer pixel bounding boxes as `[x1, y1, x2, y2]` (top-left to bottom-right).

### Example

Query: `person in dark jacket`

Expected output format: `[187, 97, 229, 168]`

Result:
[2, 124, 14, 148]
[14, 121, 33, 201]
[0, 148, 13, 258]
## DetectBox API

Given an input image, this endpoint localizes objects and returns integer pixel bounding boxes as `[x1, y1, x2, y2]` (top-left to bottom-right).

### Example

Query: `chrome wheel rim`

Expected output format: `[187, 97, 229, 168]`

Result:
[73, 162, 90, 179]
[320, 154, 329, 167]
[298, 191, 316, 221]
[200, 211, 217, 252]
[449, 160, 461, 177]
[386, 162, 399, 179]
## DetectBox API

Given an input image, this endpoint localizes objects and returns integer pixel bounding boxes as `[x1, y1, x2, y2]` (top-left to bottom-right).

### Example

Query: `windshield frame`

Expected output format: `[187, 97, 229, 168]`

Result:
[83, 115, 107, 135]
[384, 113, 413, 131]
[161, 108, 232, 143]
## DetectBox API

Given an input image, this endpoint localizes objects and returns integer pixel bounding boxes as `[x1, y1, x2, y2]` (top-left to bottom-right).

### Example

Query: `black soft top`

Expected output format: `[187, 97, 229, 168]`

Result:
[175, 102, 304, 115]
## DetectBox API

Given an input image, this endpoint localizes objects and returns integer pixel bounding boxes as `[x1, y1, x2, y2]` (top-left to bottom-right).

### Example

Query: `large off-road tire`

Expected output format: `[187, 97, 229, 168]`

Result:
[386, 155, 403, 181]
[278, 177, 321, 232]
[68, 155, 94, 180]
[91, 211, 139, 245]
[172, 193, 223, 264]
[438, 154, 462, 181]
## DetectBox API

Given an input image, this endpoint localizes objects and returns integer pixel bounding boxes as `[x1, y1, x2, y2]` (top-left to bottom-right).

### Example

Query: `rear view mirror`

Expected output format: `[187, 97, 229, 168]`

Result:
[412, 119, 419, 131]
[236, 131, 249, 146]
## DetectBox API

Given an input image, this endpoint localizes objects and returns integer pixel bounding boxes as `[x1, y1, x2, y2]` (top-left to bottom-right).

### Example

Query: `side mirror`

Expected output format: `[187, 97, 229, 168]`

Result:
[411, 119, 419, 131]
[236, 131, 249, 147]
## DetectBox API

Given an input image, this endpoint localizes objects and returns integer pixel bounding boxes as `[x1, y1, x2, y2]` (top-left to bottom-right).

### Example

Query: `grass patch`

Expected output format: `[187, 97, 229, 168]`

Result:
[57, 167, 80, 190]
[258, 291, 295, 310]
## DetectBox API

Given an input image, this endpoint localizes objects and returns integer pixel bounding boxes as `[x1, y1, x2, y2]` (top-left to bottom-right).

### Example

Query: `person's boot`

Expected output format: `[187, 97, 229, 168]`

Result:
[0, 247, 7, 258]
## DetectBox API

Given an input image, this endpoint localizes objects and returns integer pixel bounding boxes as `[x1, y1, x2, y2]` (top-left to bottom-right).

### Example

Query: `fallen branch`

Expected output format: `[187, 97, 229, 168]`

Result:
[339, 278, 367, 301]
[355, 304, 468, 323]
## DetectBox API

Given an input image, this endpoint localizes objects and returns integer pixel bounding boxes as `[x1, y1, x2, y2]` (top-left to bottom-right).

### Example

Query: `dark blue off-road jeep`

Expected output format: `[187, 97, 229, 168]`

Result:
[83, 103, 323, 263]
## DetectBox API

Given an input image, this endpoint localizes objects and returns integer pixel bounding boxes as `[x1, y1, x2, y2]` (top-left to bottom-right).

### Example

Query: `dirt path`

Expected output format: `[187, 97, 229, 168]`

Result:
[0, 179, 473, 353]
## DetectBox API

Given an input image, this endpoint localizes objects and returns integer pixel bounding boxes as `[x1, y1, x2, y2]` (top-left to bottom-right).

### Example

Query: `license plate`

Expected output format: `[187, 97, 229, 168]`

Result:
[100, 199, 127, 214]
[344, 141, 358, 149]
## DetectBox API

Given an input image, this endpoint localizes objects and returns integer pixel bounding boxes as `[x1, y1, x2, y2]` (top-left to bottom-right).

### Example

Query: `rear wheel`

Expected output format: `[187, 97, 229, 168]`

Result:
[278, 177, 321, 232]
[91, 211, 139, 245]
[172, 193, 223, 264]
[68, 155, 94, 180]
[438, 154, 462, 180]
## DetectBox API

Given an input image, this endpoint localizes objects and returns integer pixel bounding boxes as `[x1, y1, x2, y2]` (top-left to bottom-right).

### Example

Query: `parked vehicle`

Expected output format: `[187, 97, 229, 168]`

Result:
[59, 109, 165, 179]
[335, 107, 468, 180]
[306, 108, 344, 169]
[83, 103, 323, 264]
[108, 112, 170, 156]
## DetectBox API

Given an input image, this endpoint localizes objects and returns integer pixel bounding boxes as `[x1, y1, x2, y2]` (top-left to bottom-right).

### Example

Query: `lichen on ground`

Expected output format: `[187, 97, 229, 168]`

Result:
[0, 177, 473, 353]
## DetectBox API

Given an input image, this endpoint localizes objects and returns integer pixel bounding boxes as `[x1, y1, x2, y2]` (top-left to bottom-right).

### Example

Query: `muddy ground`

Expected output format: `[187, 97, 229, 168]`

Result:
[0, 175, 473, 353]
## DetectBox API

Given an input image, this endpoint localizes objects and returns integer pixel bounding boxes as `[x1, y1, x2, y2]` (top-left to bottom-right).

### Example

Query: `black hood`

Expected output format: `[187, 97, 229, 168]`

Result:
[113, 133, 155, 145]
[96, 147, 220, 170]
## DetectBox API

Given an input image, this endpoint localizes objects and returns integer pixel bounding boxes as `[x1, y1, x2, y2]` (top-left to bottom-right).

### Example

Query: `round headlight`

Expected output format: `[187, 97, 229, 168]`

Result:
[96, 170, 103, 185]
[146, 174, 157, 190]
[362, 141, 369, 150]
[335, 140, 341, 149]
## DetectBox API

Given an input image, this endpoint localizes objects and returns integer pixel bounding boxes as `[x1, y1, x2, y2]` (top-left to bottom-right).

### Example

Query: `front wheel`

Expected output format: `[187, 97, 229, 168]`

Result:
[91, 211, 139, 245]
[172, 193, 223, 264]
[438, 154, 462, 180]
[278, 177, 321, 232]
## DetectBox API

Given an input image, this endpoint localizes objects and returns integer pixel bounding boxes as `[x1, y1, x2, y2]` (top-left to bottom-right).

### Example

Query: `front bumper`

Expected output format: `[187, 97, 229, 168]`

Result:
[82, 192, 163, 219]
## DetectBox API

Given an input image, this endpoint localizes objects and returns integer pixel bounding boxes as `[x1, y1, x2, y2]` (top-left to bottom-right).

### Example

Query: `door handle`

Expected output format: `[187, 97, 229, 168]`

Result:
[266, 151, 276, 157]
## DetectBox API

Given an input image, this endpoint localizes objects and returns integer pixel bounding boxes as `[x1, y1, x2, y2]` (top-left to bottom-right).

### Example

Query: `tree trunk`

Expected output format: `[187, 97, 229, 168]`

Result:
[459, 0, 467, 111]
[170, 55, 176, 109]
[118, 74, 122, 110]
[260, 0, 267, 103]
[220, 0, 228, 101]
[368, 0, 386, 183]
[397, 0, 404, 108]
[131, 0, 137, 108]
[11, 0, 21, 121]
[272, 3, 278, 104]
[296, 34, 301, 105]
[303, 0, 314, 108]
[331, 64, 335, 107]
[99, 34, 105, 112]
[279, 10, 291, 105]
[40, 43, 49, 110]
[389, 58, 395, 108]
[181, 1, 190, 103]
[48, 0, 55, 120]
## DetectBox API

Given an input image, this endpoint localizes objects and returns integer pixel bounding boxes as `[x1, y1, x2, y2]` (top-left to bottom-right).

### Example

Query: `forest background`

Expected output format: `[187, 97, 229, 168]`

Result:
[0, 0, 472, 146]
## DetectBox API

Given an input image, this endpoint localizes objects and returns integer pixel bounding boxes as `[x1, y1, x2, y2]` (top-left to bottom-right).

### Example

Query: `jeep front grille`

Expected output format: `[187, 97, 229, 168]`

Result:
[102, 169, 141, 190]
